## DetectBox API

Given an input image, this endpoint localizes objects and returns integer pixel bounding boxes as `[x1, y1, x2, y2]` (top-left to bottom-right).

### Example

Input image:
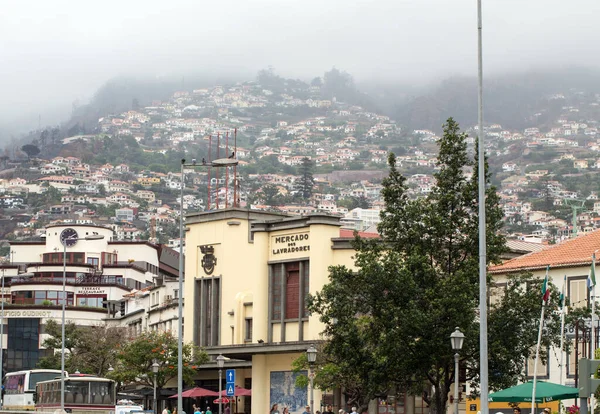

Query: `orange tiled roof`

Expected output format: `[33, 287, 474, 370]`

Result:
[490, 229, 600, 274]
[339, 229, 380, 239]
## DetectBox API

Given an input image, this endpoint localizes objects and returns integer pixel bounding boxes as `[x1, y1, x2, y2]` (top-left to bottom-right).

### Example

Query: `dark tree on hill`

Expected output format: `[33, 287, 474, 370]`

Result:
[311, 77, 322, 87]
[21, 144, 40, 160]
[306, 118, 563, 414]
[296, 157, 315, 200]
[338, 195, 371, 210]
[39, 129, 49, 150]
[261, 184, 281, 206]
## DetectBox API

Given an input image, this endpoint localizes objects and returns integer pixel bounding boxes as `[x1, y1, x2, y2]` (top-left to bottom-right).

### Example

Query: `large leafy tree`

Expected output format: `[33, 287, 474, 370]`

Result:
[109, 330, 208, 393]
[296, 157, 315, 200]
[37, 321, 125, 376]
[21, 144, 40, 160]
[307, 118, 563, 414]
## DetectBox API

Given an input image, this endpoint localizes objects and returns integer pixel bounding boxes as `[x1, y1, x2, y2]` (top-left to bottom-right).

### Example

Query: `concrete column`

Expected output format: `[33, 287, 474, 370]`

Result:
[368, 399, 378, 414]
[252, 354, 269, 414]
[405, 395, 415, 414]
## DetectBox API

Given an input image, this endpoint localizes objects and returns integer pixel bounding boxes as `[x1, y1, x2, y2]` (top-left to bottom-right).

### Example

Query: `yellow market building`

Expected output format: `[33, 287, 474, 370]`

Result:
[184, 208, 371, 414]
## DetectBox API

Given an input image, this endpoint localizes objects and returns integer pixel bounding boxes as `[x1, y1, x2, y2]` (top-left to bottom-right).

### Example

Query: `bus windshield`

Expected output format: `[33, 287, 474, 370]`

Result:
[5, 374, 25, 394]
[29, 372, 60, 390]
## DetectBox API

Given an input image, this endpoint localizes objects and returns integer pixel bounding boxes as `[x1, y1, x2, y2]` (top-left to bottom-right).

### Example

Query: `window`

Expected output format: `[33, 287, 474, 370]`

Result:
[526, 348, 548, 378]
[42, 252, 85, 264]
[489, 283, 506, 306]
[569, 277, 588, 309]
[101, 252, 117, 265]
[196, 277, 220, 347]
[7, 318, 40, 370]
[77, 295, 107, 308]
[270, 260, 309, 321]
[245, 318, 253, 342]
[285, 263, 300, 319]
[13, 290, 74, 306]
[87, 257, 99, 268]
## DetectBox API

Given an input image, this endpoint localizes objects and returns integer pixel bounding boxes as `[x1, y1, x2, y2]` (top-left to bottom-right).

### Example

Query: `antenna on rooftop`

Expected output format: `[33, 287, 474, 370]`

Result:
[564, 198, 586, 238]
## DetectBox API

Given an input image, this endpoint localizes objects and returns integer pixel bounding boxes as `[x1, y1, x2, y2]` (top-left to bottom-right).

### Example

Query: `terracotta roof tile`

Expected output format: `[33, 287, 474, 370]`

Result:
[339, 229, 380, 239]
[490, 230, 600, 274]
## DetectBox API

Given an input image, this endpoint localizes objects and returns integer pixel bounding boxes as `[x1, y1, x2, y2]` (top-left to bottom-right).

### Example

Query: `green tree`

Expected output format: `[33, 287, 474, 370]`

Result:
[21, 144, 41, 160]
[260, 184, 281, 206]
[306, 118, 556, 414]
[109, 330, 208, 393]
[296, 157, 315, 200]
[37, 320, 125, 376]
[337, 196, 371, 210]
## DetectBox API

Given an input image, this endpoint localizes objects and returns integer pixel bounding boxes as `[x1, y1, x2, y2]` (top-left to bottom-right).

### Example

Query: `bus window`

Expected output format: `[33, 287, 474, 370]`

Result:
[5, 374, 25, 395]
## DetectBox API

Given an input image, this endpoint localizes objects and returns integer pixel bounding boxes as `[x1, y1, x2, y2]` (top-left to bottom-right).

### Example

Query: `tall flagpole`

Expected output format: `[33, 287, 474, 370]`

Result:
[591, 253, 597, 414]
[532, 266, 550, 414]
[476, 1, 489, 413]
[592, 253, 597, 359]
[559, 275, 566, 385]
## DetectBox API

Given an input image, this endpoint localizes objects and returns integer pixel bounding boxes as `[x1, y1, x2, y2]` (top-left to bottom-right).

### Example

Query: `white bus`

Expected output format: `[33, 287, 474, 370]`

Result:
[36, 375, 116, 414]
[3, 369, 64, 411]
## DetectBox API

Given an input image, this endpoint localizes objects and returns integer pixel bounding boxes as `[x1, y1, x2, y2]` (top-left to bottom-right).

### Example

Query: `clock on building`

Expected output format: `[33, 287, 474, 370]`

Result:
[60, 228, 79, 247]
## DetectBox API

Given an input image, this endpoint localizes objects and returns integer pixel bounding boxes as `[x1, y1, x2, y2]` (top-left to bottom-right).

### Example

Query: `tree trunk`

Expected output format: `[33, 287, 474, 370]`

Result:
[430, 384, 449, 414]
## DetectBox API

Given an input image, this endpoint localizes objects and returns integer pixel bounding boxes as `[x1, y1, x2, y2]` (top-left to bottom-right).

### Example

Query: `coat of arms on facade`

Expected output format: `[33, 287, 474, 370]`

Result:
[200, 245, 217, 275]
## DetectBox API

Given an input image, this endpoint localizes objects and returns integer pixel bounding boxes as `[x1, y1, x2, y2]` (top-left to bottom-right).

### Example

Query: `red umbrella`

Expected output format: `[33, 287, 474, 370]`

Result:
[214, 398, 230, 404]
[170, 387, 219, 398]
[219, 385, 252, 397]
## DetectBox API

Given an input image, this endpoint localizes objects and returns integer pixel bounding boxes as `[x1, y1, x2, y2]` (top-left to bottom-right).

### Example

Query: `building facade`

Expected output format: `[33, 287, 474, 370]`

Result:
[1, 224, 181, 371]
[483, 230, 600, 414]
[183, 209, 360, 414]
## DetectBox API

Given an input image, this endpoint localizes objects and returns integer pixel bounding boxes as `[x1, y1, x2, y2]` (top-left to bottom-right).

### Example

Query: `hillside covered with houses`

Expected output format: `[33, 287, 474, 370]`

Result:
[3, 73, 600, 251]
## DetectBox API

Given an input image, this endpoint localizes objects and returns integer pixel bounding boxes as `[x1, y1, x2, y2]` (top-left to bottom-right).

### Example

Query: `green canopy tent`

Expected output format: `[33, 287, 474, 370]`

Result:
[488, 381, 579, 403]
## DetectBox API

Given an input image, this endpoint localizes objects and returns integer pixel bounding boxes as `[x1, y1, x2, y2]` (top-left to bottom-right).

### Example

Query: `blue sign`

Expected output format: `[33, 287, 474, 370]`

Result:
[226, 369, 236, 383]
[226, 383, 235, 397]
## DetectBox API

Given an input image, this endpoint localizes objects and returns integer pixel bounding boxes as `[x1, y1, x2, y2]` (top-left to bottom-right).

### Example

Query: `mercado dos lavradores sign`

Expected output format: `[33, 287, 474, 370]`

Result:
[271, 232, 310, 256]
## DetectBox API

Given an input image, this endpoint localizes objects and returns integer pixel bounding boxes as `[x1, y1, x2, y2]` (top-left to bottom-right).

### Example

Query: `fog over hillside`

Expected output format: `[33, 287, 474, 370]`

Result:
[3, 0, 600, 140]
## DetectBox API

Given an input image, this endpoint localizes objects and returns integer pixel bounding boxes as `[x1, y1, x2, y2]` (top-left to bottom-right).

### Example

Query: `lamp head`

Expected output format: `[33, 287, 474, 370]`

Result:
[450, 327, 465, 351]
[216, 354, 225, 369]
[306, 345, 317, 364]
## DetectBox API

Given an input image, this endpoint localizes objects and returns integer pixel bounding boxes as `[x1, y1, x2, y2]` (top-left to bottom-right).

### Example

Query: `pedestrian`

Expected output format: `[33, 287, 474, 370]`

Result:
[338, 409, 345, 414]
[513, 408, 521, 414]
[225, 405, 231, 414]
[324, 405, 334, 414]
[350, 407, 358, 414]
[206, 407, 212, 414]
[271, 404, 280, 414]
[194, 407, 201, 414]
[173, 408, 178, 414]
[303, 406, 311, 414]
[543, 409, 551, 414]
[282, 407, 290, 414]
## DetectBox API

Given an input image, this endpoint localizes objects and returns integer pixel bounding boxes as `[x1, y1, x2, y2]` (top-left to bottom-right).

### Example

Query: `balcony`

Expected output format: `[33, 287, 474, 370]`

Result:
[10, 274, 126, 287]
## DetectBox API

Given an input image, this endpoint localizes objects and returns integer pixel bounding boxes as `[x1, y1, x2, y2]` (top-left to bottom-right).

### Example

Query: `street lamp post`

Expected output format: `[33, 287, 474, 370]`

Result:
[60, 233, 104, 413]
[306, 346, 317, 414]
[450, 328, 465, 414]
[176, 157, 237, 414]
[217, 355, 225, 414]
[177, 159, 187, 414]
[152, 359, 160, 414]
[0, 269, 4, 409]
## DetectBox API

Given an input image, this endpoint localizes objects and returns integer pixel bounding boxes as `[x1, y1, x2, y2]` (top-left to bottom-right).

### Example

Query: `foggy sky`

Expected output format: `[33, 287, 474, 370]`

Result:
[2, 0, 600, 136]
